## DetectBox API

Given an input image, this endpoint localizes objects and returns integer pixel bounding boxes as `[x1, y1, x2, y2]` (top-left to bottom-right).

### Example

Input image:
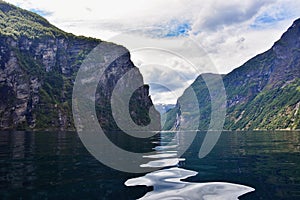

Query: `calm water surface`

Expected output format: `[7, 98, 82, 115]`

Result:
[0, 131, 300, 199]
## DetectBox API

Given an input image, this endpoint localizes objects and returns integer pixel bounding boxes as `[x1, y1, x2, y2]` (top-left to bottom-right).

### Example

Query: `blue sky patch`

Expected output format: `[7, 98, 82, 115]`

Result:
[165, 21, 192, 37]
[30, 8, 52, 17]
[145, 20, 192, 38]
[250, 10, 290, 29]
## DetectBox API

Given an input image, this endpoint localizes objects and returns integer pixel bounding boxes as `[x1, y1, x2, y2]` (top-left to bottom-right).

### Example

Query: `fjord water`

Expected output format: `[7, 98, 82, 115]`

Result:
[0, 131, 300, 199]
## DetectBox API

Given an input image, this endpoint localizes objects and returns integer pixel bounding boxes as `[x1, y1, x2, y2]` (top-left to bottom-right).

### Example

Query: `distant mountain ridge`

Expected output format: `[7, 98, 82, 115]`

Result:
[165, 19, 300, 131]
[0, 1, 159, 130]
[155, 104, 175, 115]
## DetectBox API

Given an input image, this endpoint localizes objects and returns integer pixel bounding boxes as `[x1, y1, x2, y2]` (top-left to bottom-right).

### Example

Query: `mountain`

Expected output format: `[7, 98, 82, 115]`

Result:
[0, 1, 159, 130]
[165, 19, 300, 131]
[154, 104, 175, 115]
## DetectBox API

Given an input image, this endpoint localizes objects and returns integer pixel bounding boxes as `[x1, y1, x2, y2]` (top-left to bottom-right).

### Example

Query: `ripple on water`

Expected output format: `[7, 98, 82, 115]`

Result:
[125, 167, 255, 200]
[140, 158, 185, 168]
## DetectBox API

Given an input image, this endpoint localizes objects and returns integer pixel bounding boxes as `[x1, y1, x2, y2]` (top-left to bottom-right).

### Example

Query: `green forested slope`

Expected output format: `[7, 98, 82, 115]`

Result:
[165, 19, 300, 131]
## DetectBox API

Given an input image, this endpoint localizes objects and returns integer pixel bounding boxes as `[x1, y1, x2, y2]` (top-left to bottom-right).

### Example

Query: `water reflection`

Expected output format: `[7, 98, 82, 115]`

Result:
[140, 158, 185, 168]
[125, 131, 255, 199]
[141, 132, 185, 168]
[1, 131, 300, 199]
[0, 131, 36, 189]
[125, 167, 254, 200]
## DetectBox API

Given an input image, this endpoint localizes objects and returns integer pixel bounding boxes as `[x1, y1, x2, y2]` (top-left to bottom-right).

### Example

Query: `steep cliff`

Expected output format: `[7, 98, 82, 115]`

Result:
[165, 19, 300, 131]
[0, 1, 158, 130]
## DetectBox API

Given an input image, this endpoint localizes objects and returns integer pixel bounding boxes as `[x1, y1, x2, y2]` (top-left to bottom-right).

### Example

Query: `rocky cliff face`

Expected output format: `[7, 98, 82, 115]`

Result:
[0, 35, 98, 129]
[165, 19, 300, 131]
[0, 1, 159, 130]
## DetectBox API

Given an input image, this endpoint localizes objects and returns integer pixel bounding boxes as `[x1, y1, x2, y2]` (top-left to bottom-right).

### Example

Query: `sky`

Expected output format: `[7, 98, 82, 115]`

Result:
[6, 0, 300, 104]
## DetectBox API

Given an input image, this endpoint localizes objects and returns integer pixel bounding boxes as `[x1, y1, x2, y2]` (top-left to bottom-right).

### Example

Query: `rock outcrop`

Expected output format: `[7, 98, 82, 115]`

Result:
[165, 19, 300, 131]
[0, 1, 159, 130]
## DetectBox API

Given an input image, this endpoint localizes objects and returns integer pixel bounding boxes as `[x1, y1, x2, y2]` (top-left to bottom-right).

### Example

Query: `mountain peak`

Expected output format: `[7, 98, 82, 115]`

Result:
[273, 18, 300, 47]
[291, 18, 300, 27]
[165, 19, 300, 131]
[0, 2, 159, 130]
[0, 1, 68, 39]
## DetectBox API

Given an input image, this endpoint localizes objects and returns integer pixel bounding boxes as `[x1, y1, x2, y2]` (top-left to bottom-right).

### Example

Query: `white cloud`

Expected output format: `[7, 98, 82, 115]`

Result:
[5, 0, 300, 104]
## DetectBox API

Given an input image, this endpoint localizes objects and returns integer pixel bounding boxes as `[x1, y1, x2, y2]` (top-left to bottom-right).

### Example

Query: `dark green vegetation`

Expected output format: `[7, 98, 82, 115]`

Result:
[0, 1, 157, 130]
[0, 1, 64, 39]
[165, 19, 300, 130]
